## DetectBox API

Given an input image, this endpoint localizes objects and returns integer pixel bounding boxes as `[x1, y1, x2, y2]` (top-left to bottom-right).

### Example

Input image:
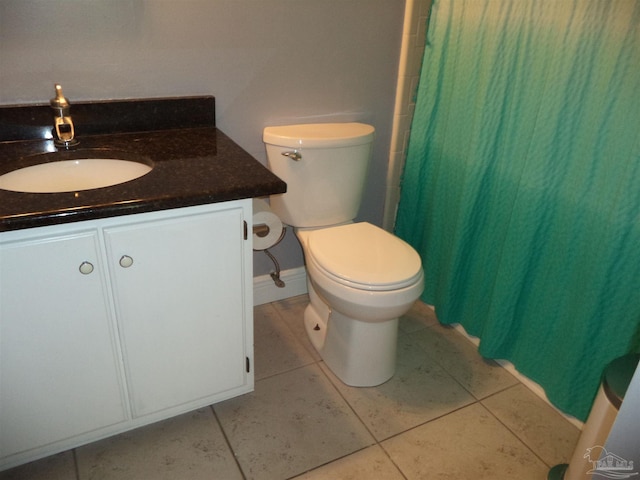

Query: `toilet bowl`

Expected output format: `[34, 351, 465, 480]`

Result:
[263, 122, 424, 386]
[298, 223, 423, 321]
[297, 223, 424, 386]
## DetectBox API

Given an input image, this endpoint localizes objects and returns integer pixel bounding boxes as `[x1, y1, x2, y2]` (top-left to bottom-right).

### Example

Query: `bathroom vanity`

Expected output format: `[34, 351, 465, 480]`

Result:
[0, 96, 286, 470]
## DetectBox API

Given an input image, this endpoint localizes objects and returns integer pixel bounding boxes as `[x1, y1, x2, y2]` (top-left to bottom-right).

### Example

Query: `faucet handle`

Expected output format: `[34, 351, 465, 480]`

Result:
[50, 83, 78, 147]
[50, 84, 70, 109]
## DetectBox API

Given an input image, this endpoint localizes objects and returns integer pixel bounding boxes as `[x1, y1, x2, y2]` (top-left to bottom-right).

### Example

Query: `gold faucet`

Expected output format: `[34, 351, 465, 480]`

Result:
[50, 84, 79, 147]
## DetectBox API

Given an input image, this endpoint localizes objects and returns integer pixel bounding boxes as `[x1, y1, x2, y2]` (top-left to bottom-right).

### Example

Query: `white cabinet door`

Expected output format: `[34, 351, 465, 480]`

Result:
[0, 229, 128, 458]
[104, 206, 248, 418]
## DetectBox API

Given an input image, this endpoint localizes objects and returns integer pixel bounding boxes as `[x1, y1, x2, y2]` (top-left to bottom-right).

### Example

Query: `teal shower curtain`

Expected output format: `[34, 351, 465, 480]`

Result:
[396, 0, 640, 421]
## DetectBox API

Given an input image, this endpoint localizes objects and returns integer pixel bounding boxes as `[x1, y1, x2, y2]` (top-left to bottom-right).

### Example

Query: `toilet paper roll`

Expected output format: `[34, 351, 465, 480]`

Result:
[252, 198, 284, 250]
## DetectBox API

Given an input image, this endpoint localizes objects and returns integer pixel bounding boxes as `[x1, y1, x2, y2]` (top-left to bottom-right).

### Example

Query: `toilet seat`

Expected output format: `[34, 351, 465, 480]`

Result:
[305, 222, 423, 291]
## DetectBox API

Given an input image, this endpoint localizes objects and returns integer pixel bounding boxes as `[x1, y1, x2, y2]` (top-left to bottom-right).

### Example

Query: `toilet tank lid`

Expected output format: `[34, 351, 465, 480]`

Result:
[263, 123, 375, 149]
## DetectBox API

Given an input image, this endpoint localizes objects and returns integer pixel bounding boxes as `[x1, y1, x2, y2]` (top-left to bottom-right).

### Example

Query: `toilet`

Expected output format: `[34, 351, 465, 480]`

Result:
[263, 122, 424, 386]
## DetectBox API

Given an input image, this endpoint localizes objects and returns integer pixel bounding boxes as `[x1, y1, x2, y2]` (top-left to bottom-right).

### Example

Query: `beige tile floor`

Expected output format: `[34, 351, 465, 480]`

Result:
[1, 295, 580, 480]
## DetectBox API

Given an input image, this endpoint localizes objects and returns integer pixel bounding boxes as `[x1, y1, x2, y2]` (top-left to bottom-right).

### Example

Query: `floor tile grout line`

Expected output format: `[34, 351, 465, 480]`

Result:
[268, 299, 494, 477]
[253, 300, 318, 383]
[314, 361, 378, 439]
[254, 356, 318, 383]
[72, 449, 81, 480]
[210, 405, 248, 480]
[425, 315, 581, 430]
[401, 325, 526, 404]
[255, 359, 323, 385]
[308, 344, 502, 480]
[282, 444, 405, 480]
[479, 383, 580, 467]
[317, 321, 492, 476]
[270, 300, 413, 479]
[476, 382, 523, 402]
[215, 358, 375, 480]
[397, 328, 493, 405]
[268, 300, 319, 361]
[379, 447, 411, 480]
[265, 297, 561, 477]
[478, 399, 555, 469]
[408, 327, 564, 468]
[378, 400, 481, 444]
[374, 406, 486, 480]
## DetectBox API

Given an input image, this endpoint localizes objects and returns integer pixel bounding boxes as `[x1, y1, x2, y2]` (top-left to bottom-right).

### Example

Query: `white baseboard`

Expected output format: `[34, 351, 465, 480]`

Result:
[253, 266, 308, 306]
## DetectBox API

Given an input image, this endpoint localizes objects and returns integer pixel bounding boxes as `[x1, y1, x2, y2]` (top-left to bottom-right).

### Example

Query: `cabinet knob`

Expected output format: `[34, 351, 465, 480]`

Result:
[79, 261, 94, 275]
[119, 255, 134, 268]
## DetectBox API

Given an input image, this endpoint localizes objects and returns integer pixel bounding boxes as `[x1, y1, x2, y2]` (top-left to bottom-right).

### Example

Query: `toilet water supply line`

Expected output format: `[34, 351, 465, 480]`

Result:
[253, 223, 287, 288]
[264, 248, 285, 288]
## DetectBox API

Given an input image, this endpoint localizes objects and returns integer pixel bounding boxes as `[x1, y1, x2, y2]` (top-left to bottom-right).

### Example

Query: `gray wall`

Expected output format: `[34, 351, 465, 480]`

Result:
[0, 0, 405, 276]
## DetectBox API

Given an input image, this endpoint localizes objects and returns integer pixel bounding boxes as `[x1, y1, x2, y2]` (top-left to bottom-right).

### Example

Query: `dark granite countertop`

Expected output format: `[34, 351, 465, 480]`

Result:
[0, 96, 286, 232]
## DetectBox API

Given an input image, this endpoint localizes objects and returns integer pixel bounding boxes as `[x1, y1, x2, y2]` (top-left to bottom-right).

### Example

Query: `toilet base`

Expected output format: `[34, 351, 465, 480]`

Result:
[304, 288, 398, 387]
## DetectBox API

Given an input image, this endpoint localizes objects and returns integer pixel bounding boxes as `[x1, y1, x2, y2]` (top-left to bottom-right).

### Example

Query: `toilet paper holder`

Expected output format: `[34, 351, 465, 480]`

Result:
[251, 198, 286, 288]
[253, 223, 287, 289]
[253, 223, 271, 238]
[253, 223, 285, 245]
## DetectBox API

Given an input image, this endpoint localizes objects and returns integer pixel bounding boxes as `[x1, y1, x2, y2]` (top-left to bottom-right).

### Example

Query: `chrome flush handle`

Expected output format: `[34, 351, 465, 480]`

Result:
[282, 150, 302, 161]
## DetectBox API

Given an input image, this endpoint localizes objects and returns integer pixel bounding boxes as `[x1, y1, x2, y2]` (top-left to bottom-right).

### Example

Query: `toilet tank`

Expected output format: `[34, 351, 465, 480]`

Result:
[263, 123, 375, 228]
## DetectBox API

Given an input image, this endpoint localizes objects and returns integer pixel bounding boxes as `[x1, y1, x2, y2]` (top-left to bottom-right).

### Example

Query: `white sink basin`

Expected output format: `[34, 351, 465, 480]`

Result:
[0, 158, 153, 193]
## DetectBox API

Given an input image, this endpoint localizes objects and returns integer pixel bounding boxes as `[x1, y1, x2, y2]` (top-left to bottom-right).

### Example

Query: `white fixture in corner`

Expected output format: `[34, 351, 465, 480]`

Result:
[263, 122, 424, 387]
